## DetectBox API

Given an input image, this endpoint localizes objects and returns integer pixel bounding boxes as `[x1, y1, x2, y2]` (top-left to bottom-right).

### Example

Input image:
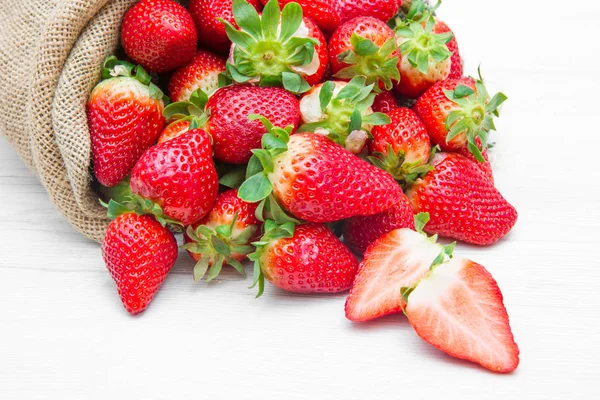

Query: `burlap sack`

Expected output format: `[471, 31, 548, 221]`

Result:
[0, 0, 139, 243]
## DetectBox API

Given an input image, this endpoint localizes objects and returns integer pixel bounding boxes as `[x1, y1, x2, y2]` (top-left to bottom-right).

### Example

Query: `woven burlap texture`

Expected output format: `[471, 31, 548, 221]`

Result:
[0, 0, 138, 243]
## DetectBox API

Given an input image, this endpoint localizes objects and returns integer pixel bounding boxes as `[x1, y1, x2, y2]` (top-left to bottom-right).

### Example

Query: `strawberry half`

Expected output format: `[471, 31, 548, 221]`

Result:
[183, 189, 261, 282]
[238, 117, 403, 223]
[368, 107, 432, 187]
[130, 129, 219, 227]
[168, 50, 227, 103]
[345, 213, 449, 322]
[329, 17, 400, 90]
[404, 256, 520, 373]
[406, 152, 517, 245]
[259, 0, 341, 35]
[87, 57, 166, 187]
[222, 0, 328, 93]
[298, 77, 390, 153]
[342, 193, 415, 254]
[189, 0, 262, 54]
[121, 0, 197, 73]
[102, 213, 178, 315]
[249, 221, 358, 296]
[413, 75, 507, 163]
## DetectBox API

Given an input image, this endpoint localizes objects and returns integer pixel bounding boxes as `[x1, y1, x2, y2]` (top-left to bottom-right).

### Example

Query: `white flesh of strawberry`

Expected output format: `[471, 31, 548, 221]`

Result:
[300, 81, 348, 123]
[345, 229, 442, 322]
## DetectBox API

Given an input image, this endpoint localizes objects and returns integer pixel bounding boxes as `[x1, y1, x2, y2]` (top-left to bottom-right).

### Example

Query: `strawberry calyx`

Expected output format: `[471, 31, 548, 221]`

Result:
[222, 0, 319, 94]
[299, 77, 390, 151]
[443, 70, 508, 162]
[162, 88, 210, 130]
[395, 18, 452, 75]
[334, 33, 400, 91]
[101, 56, 169, 103]
[248, 219, 296, 297]
[182, 213, 258, 282]
[368, 144, 433, 189]
[393, 0, 439, 29]
[100, 195, 182, 228]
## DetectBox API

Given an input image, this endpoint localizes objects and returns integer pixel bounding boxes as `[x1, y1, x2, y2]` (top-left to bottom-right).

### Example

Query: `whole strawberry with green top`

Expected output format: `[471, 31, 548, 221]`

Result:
[238, 116, 403, 223]
[129, 128, 219, 227]
[222, 0, 328, 93]
[249, 221, 359, 296]
[121, 0, 197, 73]
[413, 75, 507, 163]
[168, 50, 227, 103]
[259, 0, 342, 35]
[87, 57, 166, 187]
[298, 77, 390, 153]
[183, 189, 262, 282]
[102, 212, 178, 315]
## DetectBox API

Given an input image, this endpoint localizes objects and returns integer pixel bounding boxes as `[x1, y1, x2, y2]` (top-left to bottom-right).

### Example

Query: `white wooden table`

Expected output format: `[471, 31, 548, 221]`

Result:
[1, 1, 599, 398]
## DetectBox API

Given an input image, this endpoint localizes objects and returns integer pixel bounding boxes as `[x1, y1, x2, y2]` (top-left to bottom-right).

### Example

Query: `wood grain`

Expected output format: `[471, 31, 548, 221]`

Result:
[1, 0, 599, 398]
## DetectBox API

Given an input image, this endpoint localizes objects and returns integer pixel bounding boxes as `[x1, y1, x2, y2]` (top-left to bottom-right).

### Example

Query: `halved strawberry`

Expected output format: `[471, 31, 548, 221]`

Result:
[238, 117, 403, 223]
[183, 189, 261, 281]
[222, 0, 328, 93]
[168, 50, 227, 103]
[298, 77, 390, 153]
[329, 17, 400, 90]
[345, 213, 448, 322]
[404, 256, 520, 373]
[259, 0, 341, 35]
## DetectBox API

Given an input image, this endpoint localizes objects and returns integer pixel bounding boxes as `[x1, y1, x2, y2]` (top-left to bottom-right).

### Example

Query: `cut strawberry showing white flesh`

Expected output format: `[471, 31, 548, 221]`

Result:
[404, 257, 520, 373]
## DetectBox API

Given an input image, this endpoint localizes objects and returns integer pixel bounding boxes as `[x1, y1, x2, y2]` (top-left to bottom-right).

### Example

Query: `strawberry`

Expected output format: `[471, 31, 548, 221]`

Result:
[434, 19, 463, 79]
[345, 213, 450, 322]
[342, 193, 415, 254]
[298, 77, 390, 153]
[259, 0, 341, 35]
[238, 118, 403, 223]
[368, 107, 431, 186]
[102, 213, 178, 315]
[157, 119, 191, 144]
[457, 137, 494, 183]
[189, 0, 262, 54]
[121, 0, 197, 73]
[183, 189, 261, 281]
[372, 91, 400, 114]
[338, 0, 401, 24]
[249, 221, 358, 296]
[413, 76, 507, 163]
[87, 57, 165, 187]
[222, 0, 328, 93]
[168, 50, 227, 103]
[406, 152, 517, 245]
[329, 17, 400, 90]
[130, 129, 219, 226]
[404, 256, 520, 373]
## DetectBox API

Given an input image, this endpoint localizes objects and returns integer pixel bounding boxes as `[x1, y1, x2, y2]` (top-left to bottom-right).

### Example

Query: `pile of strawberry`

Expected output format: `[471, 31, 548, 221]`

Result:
[89, 0, 519, 373]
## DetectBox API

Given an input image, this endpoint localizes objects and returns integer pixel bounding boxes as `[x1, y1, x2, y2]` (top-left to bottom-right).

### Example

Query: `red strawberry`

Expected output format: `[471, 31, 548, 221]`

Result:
[404, 256, 520, 373]
[206, 85, 301, 164]
[298, 78, 390, 154]
[102, 213, 178, 315]
[121, 0, 197, 73]
[183, 189, 261, 281]
[189, 0, 262, 54]
[406, 152, 517, 245]
[413, 76, 507, 163]
[372, 91, 400, 114]
[168, 50, 227, 103]
[368, 107, 431, 186]
[329, 17, 400, 90]
[259, 0, 341, 35]
[157, 119, 191, 144]
[434, 19, 463, 79]
[457, 137, 494, 183]
[345, 214, 446, 322]
[223, 0, 328, 92]
[342, 194, 415, 254]
[238, 120, 403, 223]
[338, 0, 401, 24]
[87, 57, 165, 187]
[250, 221, 359, 296]
[130, 129, 219, 226]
